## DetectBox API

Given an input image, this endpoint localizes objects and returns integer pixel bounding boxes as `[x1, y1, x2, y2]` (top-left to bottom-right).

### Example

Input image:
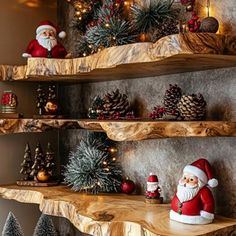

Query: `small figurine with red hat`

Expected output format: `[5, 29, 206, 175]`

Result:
[22, 20, 68, 59]
[145, 173, 162, 204]
[170, 158, 218, 224]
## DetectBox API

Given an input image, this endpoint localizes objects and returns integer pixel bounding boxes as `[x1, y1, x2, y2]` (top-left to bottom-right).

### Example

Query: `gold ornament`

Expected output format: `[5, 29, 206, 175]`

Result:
[37, 170, 50, 182]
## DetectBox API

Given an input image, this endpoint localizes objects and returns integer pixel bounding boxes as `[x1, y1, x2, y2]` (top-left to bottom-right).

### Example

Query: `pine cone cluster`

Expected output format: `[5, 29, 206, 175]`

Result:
[150, 18, 179, 42]
[88, 89, 133, 119]
[177, 94, 206, 120]
[163, 84, 182, 116]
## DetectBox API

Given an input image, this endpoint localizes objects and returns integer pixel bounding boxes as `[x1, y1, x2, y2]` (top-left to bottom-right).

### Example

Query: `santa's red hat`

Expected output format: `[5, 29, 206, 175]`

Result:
[183, 158, 218, 188]
[36, 20, 66, 39]
[147, 173, 158, 185]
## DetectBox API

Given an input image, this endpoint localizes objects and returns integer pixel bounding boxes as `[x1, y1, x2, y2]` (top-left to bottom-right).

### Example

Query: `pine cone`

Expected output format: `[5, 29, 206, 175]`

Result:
[163, 84, 182, 116]
[150, 18, 179, 42]
[102, 89, 130, 118]
[177, 94, 207, 120]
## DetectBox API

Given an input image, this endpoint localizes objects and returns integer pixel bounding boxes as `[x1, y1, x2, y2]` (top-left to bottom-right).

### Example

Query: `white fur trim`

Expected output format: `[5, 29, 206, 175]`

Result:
[36, 25, 56, 35]
[170, 210, 213, 224]
[184, 165, 208, 184]
[22, 53, 32, 58]
[200, 210, 214, 220]
[208, 178, 218, 188]
[58, 31, 66, 38]
[147, 182, 158, 185]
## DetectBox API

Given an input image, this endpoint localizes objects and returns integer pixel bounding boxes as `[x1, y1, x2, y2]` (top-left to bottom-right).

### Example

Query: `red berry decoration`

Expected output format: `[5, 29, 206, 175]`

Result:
[121, 178, 135, 194]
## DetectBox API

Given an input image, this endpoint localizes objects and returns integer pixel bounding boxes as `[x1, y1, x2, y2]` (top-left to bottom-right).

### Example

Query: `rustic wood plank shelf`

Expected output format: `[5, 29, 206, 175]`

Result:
[78, 120, 236, 141]
[0, 118, 80, 135]
[1, 33, 236, 82]
[0, 184, 235, 236]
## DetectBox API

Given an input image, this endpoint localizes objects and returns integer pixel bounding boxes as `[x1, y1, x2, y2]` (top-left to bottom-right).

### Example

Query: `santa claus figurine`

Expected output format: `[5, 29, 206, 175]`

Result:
[170, 158, 218, 224]
[145, 173, 162, 204]
[22, 20, 68, 58]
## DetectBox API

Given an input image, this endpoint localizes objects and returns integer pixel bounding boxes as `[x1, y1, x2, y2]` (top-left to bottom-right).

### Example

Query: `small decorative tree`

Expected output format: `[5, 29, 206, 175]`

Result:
[33, 214, 57, 236]
[20, 143, 33, 180]
[45, 142, 55, 176]
[44, 85, 58, 115]
[2, 212, 24, 236]
[30, 143, 45, 180]
[64, 132, 122, 194]
[36, 85, 46, 115]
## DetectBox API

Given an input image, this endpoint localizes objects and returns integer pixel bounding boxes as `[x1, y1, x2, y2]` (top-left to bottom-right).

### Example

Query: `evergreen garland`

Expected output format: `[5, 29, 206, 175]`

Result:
[86, 18, 136, 50]
[85, 0, 136, 51]
[2, 212, 24, 236]
[131, 0, 178, 33]
[64, 133, 122, 194]
[33, 214, 57, 236]
[75, 36, 93, 57]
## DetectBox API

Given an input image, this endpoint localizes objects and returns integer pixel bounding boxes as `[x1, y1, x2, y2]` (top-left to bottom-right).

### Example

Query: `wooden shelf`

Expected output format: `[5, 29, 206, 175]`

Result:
[0, 118, 79, 135]
[0, 118, 235, 140]
[78, 120, 236, 141]
[1, 33, 236, 82]
[0, 184, 235, 236]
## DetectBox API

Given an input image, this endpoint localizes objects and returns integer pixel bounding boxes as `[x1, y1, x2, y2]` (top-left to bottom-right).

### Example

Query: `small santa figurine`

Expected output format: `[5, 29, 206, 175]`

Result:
[22, 20, 68, 59]
[170, 158, 218, 224]
[145, 173, 162, 203]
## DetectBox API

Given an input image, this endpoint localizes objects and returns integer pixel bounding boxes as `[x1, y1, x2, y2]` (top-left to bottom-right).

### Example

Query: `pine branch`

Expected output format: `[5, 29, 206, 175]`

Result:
[86, 17, 136, 50]
[131, 0, 179, 33]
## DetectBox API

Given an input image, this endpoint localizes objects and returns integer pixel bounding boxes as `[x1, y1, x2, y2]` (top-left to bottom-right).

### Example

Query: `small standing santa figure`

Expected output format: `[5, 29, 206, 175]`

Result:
[170, 158, 218, 224]
[22, 20, 68, 59]
[145, 173, 162, 204]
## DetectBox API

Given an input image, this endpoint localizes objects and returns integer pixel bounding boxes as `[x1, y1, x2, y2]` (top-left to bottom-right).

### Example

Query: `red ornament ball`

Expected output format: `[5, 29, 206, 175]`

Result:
[121, 179, 135, 194]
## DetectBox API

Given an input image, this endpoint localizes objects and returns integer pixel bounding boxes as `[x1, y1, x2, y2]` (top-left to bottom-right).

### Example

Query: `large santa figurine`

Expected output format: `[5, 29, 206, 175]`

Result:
[170, 158, 218, 224]
[22, 21, 68, 58]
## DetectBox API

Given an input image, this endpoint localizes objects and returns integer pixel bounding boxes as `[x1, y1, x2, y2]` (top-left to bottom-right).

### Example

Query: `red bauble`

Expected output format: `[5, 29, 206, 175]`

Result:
[121, 179, 135, 194]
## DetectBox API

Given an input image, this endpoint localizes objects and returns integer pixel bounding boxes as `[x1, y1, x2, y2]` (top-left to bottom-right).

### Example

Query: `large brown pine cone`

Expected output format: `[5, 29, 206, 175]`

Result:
[177, 94, 207, 120]
[163, 84, 182, 116]
[102, 89, 130, 118]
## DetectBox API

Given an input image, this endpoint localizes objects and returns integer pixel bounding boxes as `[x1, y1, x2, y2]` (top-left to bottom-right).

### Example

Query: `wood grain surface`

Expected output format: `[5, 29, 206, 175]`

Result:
[0, 33, 236, 82]
[0, 119, 80, 135]
[78, 120, 236, 141]
[0, 184, 235, 236]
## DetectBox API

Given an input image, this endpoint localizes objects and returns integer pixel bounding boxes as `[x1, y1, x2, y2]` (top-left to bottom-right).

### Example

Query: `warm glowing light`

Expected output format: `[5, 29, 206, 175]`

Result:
[88, 45, 93, 48]
[83, 53, 87, 57]
[109, 147, 118, 153]
[105, 23, 110, 28]
[112, 157, 116, 161]
[75, 11, 81, 16]
[206, 0, 210, 17]
[103, 161, 107, 165]
[124, 1, 129, 6]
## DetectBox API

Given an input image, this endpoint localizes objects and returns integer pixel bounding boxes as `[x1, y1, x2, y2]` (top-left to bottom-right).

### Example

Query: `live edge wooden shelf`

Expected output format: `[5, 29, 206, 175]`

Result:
[0, 184, 235, 236]
[1, 33, 236, 83]
[0, 118, 236, 140]
[0, 118, 80, 135]
[78, 120, 236, 141]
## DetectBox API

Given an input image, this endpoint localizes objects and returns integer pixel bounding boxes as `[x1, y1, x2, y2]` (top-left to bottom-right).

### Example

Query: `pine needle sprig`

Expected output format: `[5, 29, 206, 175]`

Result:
[86, 17, 136, 50]
[131, 0, 178, 33]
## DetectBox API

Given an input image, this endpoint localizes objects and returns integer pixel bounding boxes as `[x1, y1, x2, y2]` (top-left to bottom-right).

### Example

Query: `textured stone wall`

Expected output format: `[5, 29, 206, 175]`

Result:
[57, 2, 236, 234]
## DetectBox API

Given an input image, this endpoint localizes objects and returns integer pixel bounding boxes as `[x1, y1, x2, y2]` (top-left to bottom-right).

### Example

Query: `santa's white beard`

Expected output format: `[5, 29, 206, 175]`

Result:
[176, 180, 204, 203]
[36, 35, 57, 51]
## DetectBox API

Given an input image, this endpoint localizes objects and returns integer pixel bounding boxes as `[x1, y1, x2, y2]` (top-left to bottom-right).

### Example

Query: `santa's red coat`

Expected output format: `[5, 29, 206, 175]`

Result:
[25, 39, 67, 58]
[171, 186, 214, 216]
